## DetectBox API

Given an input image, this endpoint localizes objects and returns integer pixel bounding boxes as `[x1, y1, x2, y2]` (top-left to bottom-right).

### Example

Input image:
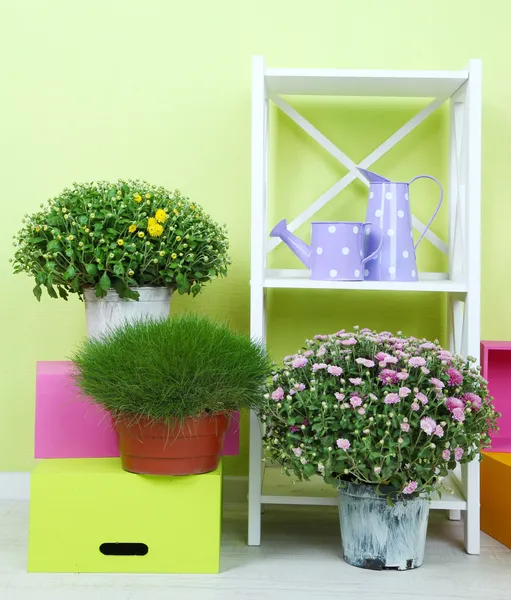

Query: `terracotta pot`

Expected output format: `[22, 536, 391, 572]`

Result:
[114, 413, 230, 476]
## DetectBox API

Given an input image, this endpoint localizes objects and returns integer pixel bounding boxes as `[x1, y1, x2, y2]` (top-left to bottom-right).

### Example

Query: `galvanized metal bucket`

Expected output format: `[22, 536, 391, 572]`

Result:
[84, 286, 171, 339]
[338, 482, 429, 571]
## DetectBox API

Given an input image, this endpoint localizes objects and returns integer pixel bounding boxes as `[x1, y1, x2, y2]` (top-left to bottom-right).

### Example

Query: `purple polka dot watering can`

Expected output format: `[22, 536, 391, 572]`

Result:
[358, 168, 443, 282]
[270, 220, 383, 281]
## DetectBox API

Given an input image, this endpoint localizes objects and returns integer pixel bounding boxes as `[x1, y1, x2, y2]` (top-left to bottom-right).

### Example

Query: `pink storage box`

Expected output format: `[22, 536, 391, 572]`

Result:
[35, 361, 240, 459]
[480, 341, 511, 452]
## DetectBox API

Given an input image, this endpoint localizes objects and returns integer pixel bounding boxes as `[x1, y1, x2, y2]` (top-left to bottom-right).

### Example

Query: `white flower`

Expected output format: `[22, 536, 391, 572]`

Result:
[397, 437, 403, 444]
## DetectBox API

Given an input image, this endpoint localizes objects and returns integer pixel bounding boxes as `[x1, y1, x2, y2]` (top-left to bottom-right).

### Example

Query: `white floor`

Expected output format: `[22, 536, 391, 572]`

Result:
[1, 500, 511, 600]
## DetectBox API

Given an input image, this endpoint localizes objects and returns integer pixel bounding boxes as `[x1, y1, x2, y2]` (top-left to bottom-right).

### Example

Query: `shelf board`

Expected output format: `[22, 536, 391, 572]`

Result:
[262, 270, 468, 293]
[261, 467, 467, 511]
[265, 68, 468, 98]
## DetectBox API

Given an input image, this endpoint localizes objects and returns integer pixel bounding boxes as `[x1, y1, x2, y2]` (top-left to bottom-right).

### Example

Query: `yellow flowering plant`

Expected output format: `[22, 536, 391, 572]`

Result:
[12, 180, 230, 301]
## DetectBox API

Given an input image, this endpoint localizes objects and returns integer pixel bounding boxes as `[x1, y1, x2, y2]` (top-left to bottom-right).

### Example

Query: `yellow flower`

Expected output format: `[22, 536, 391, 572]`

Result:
[128, 224, 137, 233]
[159, 250, 165, 257]
[67, 235, 74, 241]
[147, 217, 163, 238]
[178, 201, 182, 207]
[191, 205, 195, 210]
[128, 269, 134, 276]
[155, 208, 167, 224]
[138, 231, 145, 238]
[171, 253, 177, 259]
[145, 193, 151, 199]
[173, 208, 179, 216]
[134, 193, 142, 203]
[35, 226, 41, 232]
[176, 236, 182, 242]
[117, 239, 124, 246]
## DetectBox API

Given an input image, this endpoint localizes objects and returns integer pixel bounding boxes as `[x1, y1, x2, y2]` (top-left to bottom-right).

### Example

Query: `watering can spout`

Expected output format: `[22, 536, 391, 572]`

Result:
[357, 168, 391, 183]
[270, 219, 311, 269]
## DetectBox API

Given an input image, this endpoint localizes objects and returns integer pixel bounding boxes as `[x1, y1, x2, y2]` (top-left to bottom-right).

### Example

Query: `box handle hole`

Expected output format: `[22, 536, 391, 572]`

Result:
[99, 542, 148, 556]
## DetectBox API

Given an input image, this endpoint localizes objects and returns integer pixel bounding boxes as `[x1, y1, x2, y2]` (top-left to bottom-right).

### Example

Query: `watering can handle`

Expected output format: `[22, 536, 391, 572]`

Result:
[409, 175, 443, 250]
[361, 222, 383, 265]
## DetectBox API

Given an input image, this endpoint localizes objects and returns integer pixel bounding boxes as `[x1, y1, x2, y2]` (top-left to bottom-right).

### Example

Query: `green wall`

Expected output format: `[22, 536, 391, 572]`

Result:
[1, 1, 509, 475]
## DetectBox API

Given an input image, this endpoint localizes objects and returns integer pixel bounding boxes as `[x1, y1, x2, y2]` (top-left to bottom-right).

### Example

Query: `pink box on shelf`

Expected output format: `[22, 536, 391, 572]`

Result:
[35, 361, 240, 459]
[480, 341, 511, 452]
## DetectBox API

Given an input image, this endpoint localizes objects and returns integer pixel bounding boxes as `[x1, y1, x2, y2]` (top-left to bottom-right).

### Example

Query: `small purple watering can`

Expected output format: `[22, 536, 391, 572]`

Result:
[270, 220, 383, 281]
[358, 168, 443, 282]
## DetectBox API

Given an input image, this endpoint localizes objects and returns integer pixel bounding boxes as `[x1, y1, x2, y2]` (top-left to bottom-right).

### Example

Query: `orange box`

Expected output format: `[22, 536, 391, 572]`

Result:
[481, 451, 511, 548]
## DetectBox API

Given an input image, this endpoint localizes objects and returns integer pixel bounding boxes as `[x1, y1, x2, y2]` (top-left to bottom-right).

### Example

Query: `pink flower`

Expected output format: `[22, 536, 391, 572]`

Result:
[408, 356, 426, 368]
[291, 356, 308, 369]
[385, 356, 398, 364]
[421, 367, 430, 375]
[384, 393, 400, 404]
[445, 397, 464, 412]
[430, 377, 444, 389]
[374, 467, 381, 474]
[420, 417, 437, 435]
[292, 447, 302, 457]
[379, 369, 399, 384]
[341, 338, 357, 346]
[316, 345, 327, 357]
[289, 425, 300, 432]
[334, 392, 345, 402]
[401, 422, 410, 432]
[420, 342, 436, 350]
[349, 377, 363, 385]
[415, 392, 428, 405]
[294, 383, 306, 392]
[369, 393, 378, 401]
[397, 371, 409, 381]
[271, 387, 284, 401]
[336, 438, 350, 450]
[303, 350, 314, 358]
[358, 407, 366, 415]
[452, 407, 465, 422]
[447, 368, 463, 386]
[403, 481, 418, 494]
[438, 350, 452, 360]
[356, 358, 375, 368]
[289, 389, 296, 395]
[314, 334, 328, 340]
[462, 392, 482, 410]
[327, 365, 343, 376]
[434, 425, 444, 438]
[411, 401, 420, 411]
[454, 447, 464, 461]
[442, 449, 451, 461]
[312, 363, 327, 372]
[375, 352, 390, 362]
[399, 387, 411, 398]
[350, 396, 363, 408]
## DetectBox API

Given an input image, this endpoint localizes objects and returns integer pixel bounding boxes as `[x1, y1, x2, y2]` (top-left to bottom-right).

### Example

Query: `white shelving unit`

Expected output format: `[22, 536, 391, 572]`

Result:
[249, 56, 482, 552]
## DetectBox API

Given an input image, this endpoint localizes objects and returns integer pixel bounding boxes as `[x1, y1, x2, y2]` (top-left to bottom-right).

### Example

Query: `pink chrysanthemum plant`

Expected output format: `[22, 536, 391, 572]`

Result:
[260, 327, 500, 498]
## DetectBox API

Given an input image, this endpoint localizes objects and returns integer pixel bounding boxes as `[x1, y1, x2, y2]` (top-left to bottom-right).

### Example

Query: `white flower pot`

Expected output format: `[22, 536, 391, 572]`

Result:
[83, 287, 171, 339]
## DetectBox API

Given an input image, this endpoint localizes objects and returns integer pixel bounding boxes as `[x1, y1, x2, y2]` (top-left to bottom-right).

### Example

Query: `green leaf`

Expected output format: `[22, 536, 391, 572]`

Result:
[65, 249, 74, 258]
[113, 263, 124, 276]
[114, 278, 126, 297]
[46, 284, 58, 299]
[36, 272, 46, 284]
[99, 272, 111, 291]
[107, 228, 118, 234]
[33, 284, 42, 302]
[63, 265, 76, 280]
[85, 263, 98, 276]
[57, 286, 69, 300]
[78, 215, 88, 225]
[28, 237, 45, 244]
[47, 240, 62, 252]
